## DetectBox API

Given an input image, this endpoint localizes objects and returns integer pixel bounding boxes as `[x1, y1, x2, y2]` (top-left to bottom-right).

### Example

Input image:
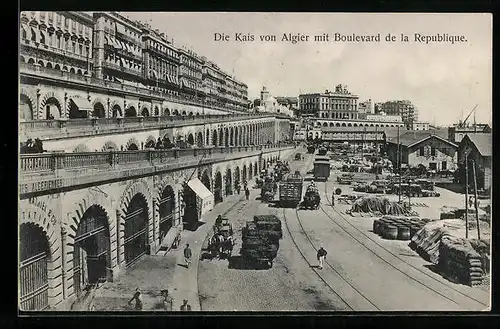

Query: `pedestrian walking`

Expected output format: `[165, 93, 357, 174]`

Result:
[317, 247, 327, 269]
[331, 191, 335, 206]
[236, 184, 241, 195]
[245, 188, 250, 200]
[469, 196, 474, 208]
[161, 289, 174, 311]
[128, 288, 143, 310]
[180, 299, 192, 311]
[184, 244, 192, 268]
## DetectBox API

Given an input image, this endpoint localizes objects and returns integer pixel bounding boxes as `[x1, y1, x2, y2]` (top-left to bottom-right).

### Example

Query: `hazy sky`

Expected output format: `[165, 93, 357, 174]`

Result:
[123, 12, 492, 126]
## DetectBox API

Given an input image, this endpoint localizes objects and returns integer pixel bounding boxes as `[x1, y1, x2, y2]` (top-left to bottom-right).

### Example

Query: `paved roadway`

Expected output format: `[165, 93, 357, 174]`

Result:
[197, 150, 490, 311]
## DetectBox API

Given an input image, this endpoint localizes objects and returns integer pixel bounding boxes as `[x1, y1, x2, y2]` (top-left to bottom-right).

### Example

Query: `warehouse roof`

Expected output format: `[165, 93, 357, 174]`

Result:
[387, 132, 457, 149]
[463, 134, 492, 157]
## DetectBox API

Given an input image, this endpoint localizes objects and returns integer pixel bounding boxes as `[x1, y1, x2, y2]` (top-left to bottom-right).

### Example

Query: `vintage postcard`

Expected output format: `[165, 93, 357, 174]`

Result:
[19, 12, 491, 312]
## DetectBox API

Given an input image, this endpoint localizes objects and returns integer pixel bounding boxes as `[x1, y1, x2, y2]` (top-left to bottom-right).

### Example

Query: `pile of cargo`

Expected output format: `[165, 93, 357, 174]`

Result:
[439, 235, 485, 286]
[408, 220, 449, 263]
[241, 215, 283, 268]
[279, 171, 303, 208]
[373, 216, 430, 241]
[350, 196, 410, 216]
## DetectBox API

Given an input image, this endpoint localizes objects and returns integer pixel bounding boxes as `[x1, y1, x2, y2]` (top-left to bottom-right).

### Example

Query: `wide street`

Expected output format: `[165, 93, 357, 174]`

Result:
[197, 150, 490, 311]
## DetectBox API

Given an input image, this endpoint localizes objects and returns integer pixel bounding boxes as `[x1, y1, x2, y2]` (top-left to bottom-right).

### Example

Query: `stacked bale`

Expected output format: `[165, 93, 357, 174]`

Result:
[241, 215, 283, 265]
[408, 221, 444, 264]
[439, 235, 485, 286]
[351, 197, 409, 216]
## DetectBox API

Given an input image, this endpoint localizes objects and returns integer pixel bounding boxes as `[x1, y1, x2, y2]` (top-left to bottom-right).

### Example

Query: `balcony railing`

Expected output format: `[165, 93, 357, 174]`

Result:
[20, 63, 249, 114]
[20, 113, 273, 138]
[19, 143, 295, 194]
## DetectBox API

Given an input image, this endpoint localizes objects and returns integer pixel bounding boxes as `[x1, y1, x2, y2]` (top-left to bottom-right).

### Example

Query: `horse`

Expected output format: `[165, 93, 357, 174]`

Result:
[220, 236, 234, 259]
[207, 235, 220, 260]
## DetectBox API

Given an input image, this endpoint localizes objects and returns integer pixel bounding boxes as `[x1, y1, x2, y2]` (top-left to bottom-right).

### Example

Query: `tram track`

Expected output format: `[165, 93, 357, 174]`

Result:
[319, 182, 488, 310]
[278, 206, 380, 311]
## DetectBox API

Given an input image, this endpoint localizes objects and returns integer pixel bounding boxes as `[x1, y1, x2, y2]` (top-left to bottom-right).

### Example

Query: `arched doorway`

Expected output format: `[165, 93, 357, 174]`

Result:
[145, 139, 155, 149]
[158, 185, 175, 244]
[225, 168, 233, 196]
[125, 106, 137, 117]
[201, 170, 211, 191]
[93, 102, 105, 118]
[19, 223, 50, 310]
[19, 94, 33, 121]
[183, 182, 199, 231]
[234, 167, 240, 191]
[214, 172, 223, 204]
[196, 132, 203, 148]
[242, 165, 247, 182]
[229, 127, 234, 146]
[44, 97, 61, 120]
[128, 143, 139, 151]
[187, 133, 194, 146]
[248, 163, 253, 178]
[112, 105, 122, 118]
[254, 162, 258, 176]
[73, 205, 110, 298]
[164, 108, 170, 116]
[141, 108, 149, 117]
[219, 129, 223, 147]
[124, 194, 149, 266]
[224, 128, 229, 147]
[206, 129, 210, 145]
[154, 106, 160, 116]
[212, 130, 218, 147]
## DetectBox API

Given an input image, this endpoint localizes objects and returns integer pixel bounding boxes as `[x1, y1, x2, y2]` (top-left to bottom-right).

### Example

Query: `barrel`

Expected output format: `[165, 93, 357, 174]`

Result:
[410, 226, 420, 238]
[373, 220, 381, 234]
[383, 225, 398, 240]
[379, 223, 388, 236]
[397, 226, 411, 240]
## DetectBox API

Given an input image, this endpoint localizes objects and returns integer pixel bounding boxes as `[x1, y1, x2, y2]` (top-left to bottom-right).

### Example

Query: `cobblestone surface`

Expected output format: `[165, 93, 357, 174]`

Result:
[198, 153, 347, 311]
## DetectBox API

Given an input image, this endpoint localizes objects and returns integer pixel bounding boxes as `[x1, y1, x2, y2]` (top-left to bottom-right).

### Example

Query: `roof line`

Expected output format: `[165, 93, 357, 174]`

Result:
[407, 134, 458, 148]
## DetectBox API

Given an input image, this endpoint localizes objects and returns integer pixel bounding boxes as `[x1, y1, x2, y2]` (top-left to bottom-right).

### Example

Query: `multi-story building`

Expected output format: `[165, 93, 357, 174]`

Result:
[178, 47, 203, 98]
[299, 84, 359, 119]
[200, 59, 248, 111]
[377, 100, 418, 127]
[93, 12, 145, 118]
[457, 134, 492, 191]
[357, 99, 374, 119]
[141, 24, 180, 99]
[20, 11, 95, 120]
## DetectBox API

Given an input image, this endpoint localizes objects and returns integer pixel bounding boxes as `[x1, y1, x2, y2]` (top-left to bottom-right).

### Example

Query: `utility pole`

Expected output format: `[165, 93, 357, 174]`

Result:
[397, 125, 401, 203]
[471, 159, 481, 239]
[465, 152, 469, 239]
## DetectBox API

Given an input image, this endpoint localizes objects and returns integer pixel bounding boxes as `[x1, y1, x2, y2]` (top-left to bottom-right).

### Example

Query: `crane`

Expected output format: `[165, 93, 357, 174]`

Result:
[458, 104, 478, 128]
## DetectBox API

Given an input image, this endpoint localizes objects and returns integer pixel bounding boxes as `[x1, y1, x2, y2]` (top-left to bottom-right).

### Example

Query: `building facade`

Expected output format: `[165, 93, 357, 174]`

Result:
[457, 134, 492, 191]
[20, 11, 95, 120]
[366, 113, 403, 123]
[411, 122, 430, 131]
[141, 24, 180, 98]
[376, 100, 418, 127]
[178, 47, 203, 97]
[386, 134, 458, 172]
[299, 84, 359, 119]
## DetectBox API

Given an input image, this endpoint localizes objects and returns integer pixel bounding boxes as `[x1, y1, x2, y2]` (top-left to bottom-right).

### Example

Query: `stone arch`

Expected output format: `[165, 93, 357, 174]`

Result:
[336, 123, 341, 127]
[163, 108, 170, 116]
[154, 106, 160, 116]
[329, 122, 334, 127]
[126, 138, 140, 151]
[213, 171, 223, 204]
[181, 111, 187, 116]
[242, 164, 247, 182]
[118, 179, 154, 262]
[92, 101, 106, 118]
[125, 106, 137, 117]
[145, 135, 156, 149]
[141, 107, 150, 117]
[323, 122, 328, 127]
[19, 201, 62, 309]
[200, 169, 212, 191]
[172, 109, 179, 116]
[187, 133, 195, 146]
[196, 131, 203, 147]
[229, 127, 235, 146]
[73, 144, 90, 153]
[341, 123, 346, 127]
[19, 89, 36, 121]
[39, 91, 63, 120]
[111, 103, 122, 118]
[347, 123, 352, 127]
[212, 129, 218, 146]
[102, 141, 118, 151]
[188, 112, 193, 117]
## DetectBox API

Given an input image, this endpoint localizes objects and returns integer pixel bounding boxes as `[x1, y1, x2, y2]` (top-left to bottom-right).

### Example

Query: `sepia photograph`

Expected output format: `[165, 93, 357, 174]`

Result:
[19, 12, 491, 312]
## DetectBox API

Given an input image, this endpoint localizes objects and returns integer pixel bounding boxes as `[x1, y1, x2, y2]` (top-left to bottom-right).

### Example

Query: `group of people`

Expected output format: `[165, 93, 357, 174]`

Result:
[20, 138, 45, 154]
[128, 288, 192, 311]
[236, 180, 250, 200]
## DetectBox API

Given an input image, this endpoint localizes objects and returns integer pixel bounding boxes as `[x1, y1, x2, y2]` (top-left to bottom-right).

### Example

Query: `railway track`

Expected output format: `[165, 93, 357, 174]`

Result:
[278, 206, 380, 311]
[319, 182, 488, 310]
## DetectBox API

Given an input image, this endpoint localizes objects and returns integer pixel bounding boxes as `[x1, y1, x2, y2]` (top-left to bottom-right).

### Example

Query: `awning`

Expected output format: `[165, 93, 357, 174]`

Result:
[113, 37, 122, 49]
[104, 35, 111, 45]
[126, 43, 133, 52]
[187, 178, 214, 216]
[30, 27, 40, 42]
[70, 97, 93, 112]
[118, 57, 125, 67]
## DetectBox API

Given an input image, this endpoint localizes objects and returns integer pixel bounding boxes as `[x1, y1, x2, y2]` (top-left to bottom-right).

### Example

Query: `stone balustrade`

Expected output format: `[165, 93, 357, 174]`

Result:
[19, 144, 294, 195]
